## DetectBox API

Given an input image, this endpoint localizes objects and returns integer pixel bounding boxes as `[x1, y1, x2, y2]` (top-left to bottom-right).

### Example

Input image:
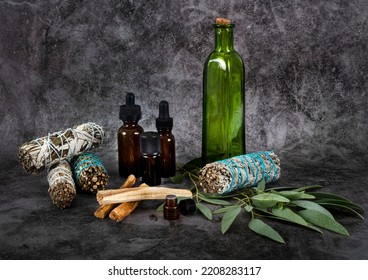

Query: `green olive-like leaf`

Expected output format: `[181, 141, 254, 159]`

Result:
[248, 219, 285, 244]
[251, 193, 290, 208]
[271, 190, 304, 200]
[271, 207, 323, 234]
[293, 200, 335, 220]
[221, 205, 241, 234]
[156, 203, 164, 212]
[299, 193, 316, 199]
[196, 203, 212, 221]
[298, 209, 350, 236]
[200, 196, 232, 206]
[315, 198, 364, 211]
[213, 205, 241, 214]
[316, 202, 365, 220]
[170, 174, 184, 184]
[256, 179, 265, 192]
[244, 205, 254, 212]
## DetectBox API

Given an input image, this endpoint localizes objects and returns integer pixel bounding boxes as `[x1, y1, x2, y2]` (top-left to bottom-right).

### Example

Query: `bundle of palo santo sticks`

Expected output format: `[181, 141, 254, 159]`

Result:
[94, 174, 192, 222]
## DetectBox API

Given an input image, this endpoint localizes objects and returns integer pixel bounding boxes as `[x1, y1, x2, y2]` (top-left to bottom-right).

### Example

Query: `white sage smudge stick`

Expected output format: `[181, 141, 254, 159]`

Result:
[72, 152, 109, 193]
[199, 151, 281, 194]
[47, 160, 76, 209]
[18, 122, 105, 175]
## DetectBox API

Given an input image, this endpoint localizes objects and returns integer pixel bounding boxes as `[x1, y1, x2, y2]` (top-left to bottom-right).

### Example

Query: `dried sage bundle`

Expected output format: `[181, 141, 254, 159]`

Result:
[47, 160, 76, 209]
[199, 151, 281, 194]
[72, 152, 108, 193]
[19, 122, 105, 175]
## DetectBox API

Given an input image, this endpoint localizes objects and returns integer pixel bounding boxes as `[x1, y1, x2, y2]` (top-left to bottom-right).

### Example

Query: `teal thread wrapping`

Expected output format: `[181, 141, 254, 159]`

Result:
[72, 152, 108, 185]
[200, 151, 281, 194]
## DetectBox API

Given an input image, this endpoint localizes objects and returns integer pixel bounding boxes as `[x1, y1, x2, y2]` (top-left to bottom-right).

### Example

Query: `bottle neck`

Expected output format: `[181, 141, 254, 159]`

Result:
[158, 128, 172, 133]
[214, 24, 234, 52]
[123, 120, 139, 127]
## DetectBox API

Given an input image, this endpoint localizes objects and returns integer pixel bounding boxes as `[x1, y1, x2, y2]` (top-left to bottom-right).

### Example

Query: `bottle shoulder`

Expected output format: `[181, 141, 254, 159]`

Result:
[205, 50, 244, 65]
[118, 123, 144, 133]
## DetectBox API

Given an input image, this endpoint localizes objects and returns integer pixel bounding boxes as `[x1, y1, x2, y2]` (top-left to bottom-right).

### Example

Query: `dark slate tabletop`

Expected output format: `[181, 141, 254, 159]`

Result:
[1, 154, 367, 260]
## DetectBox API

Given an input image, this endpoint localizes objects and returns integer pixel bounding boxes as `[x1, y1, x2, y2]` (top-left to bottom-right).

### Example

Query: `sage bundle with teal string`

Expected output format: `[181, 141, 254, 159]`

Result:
[199, 151, 280, 194]
[18, 122, 105, 175]
[72, 152, 109, 193]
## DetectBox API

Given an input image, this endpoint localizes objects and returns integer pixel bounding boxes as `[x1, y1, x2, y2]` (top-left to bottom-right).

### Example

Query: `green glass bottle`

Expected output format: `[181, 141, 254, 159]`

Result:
[202, 18, 245, 164]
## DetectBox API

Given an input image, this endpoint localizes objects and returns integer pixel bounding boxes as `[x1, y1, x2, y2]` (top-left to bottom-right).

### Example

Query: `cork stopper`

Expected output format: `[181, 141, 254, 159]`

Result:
[216, 18, 231, 25]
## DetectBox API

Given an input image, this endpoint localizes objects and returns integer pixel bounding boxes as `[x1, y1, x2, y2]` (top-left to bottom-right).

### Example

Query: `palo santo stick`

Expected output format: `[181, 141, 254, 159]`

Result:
[98, 186, 192, 205]
[94, 175, 136, 219]
[109, 184, 149, 222]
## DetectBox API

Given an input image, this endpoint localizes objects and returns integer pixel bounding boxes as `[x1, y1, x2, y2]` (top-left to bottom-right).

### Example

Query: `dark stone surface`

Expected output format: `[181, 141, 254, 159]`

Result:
[0, 0, 367, 259]
[0, 155, 367, 260]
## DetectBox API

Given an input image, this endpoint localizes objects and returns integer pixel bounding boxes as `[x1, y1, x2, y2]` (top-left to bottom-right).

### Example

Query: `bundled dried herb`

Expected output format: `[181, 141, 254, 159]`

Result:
[19, 122, 105, 174]
[168, 153, 365, 244]
[72, 152, 108, 193]
[199, 151, 280, 194]
[47, 160, 76, 209]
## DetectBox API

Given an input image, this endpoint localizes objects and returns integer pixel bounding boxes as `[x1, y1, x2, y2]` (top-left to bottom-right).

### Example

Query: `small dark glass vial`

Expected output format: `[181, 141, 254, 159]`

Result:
[156, 101, 176, 178]
[164, 195, 180, 220]
[140, 131, 161, 186]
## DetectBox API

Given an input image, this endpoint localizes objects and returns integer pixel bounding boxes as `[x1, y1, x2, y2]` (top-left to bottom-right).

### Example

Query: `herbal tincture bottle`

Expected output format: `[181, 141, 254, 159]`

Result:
[202, 18, 245, 164]
[118, 92, 144, 178]
[140, 131, 161, 186]
[156, 100, 176, 177]
[164, 195, 180, 220]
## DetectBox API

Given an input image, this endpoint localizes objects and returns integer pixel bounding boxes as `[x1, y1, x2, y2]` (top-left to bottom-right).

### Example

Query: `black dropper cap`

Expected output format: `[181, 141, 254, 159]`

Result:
[156, 101, 173, 130]
[119, 92, 142, 122]
[140, 132, 161, 155]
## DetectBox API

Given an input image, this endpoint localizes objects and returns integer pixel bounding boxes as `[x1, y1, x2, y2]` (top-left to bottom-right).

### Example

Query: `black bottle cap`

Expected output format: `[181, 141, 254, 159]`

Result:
[140, 131, 160, 155]
[156, 101, 173, 130]
[119, 92, 142, 122]
[179, 199, 196, 215]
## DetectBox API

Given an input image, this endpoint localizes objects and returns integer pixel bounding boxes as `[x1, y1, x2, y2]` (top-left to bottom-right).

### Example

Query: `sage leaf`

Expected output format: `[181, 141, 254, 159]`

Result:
[248, 219, 285, 244]
[251, 193, 290, 208]
[271, 207, 323, 234]
[221, 205, 241, 234]
[196, 203, 212, 221]
[244, 205, 253, 212]
[293, 200, 334, 220]
[298, 209, 350, 236]
[256, 179, 265, 192]
[213, 205, 240, 214]
[199, 195, 232, 206]
[170, 174, 184, 184]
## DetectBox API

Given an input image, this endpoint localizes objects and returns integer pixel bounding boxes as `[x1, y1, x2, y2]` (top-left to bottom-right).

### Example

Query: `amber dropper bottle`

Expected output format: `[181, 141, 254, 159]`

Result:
[156, 101, 176, 177]
[140, 131, 161, 186]
[118, 93, 144, 178]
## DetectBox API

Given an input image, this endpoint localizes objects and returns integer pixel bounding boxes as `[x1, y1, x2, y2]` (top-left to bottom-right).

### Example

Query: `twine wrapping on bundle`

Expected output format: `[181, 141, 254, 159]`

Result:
[19, 122, 105, 175]
[199, 151, 281, 194]
[72, 152, 109, 193]
[47, 160, 76, 209]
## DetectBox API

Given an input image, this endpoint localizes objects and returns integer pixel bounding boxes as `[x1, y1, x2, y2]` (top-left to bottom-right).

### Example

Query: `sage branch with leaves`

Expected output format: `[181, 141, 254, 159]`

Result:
[169, 151, 365, 244]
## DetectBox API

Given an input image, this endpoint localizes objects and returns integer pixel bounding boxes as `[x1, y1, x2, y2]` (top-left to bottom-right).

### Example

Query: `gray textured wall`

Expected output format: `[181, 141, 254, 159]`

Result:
[1, 0, 367, 170]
